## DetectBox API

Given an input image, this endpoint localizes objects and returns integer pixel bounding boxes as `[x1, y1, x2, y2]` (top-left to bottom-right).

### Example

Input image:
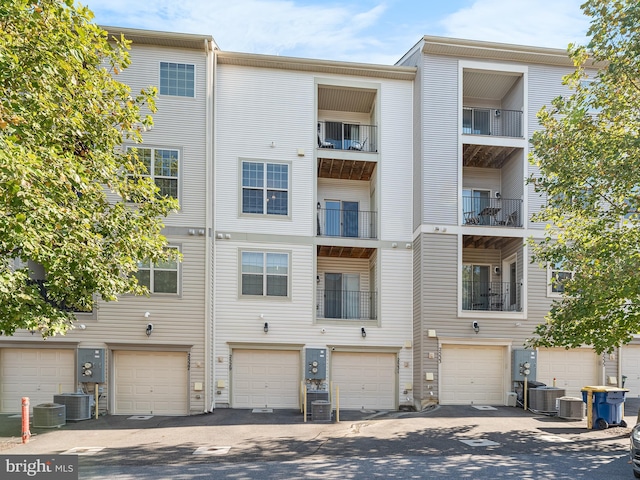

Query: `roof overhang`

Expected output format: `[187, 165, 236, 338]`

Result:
[101, 26, 216, 51]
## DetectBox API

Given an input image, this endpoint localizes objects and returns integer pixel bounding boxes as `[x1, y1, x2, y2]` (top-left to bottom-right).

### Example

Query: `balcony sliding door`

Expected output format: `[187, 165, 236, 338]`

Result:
[325, 273, 360, 319]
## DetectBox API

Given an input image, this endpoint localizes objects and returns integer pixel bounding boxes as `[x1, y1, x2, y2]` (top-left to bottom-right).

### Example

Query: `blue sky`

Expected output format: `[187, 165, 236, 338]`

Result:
[85, 0, 590, 64]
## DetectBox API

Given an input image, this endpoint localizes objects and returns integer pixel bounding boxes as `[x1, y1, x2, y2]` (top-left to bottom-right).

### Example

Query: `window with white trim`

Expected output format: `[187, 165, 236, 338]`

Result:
[241, 251, 289, 297]
[127, 147, 179, 199]
[160, 62, 195, 97]
[242, 161, 289, 215]
[548, 261, 573, 296]
[135, 247, 180, 294]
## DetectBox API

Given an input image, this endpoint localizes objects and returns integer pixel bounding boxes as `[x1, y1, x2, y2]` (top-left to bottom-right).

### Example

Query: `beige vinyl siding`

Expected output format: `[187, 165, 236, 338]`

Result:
[318, 110, 370, 124]
[422, 54, 459, 225]
[502, 76, 524, 111]
[379, 79, 414, 241]
[463, 167, 500, 194]
[500, 150, 525, 209]
[317, 257, 371, 292]
[216, 64, 314, 236]
[526, 252, 553, 326]
[6, 236, 208, 414]
[116, 45, 208, 227]
[527, 64, 574, 229]
[318, 178, 371, 213]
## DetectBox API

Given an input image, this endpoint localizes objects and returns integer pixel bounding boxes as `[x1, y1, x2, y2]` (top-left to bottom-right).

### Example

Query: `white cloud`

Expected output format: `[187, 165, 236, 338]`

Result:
[439, 0, 589, 49]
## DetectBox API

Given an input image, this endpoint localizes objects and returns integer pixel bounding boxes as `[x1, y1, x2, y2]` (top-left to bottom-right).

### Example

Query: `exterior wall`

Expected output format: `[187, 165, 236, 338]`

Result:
[422, 54, 459, 226]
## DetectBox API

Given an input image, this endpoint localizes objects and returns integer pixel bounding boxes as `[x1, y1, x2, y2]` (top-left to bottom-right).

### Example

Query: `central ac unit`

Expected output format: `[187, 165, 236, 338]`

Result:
[33, 403, 66, 428]
[558, 397, 584, 420]
[529, 387, 566, 412]
[53, 393, 91, 421]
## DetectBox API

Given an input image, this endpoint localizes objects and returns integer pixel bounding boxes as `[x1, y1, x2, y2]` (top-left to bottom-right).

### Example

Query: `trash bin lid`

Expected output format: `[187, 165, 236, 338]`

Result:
[581, 385, 629, 393]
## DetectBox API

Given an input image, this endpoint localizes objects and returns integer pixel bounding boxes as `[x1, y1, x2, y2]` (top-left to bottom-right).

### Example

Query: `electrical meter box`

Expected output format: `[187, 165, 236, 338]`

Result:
[512, 349, 537, 381]
[305, 348, 326, 380]
[77, 348, 105, 383]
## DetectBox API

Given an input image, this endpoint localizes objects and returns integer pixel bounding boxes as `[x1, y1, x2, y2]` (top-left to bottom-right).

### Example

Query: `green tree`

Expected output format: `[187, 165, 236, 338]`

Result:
[529, 0, 640, 354]
[0, 0, 178, 337]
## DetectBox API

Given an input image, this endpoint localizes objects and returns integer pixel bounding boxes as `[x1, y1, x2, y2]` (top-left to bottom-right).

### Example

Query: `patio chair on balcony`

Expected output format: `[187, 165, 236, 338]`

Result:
[497, 211, 518, 227]
[318, 134, 334, 149]
[464, 211, 481, 225]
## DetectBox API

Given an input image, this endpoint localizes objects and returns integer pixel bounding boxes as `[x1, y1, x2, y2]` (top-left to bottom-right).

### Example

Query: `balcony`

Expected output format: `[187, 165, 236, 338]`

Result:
[462, 281, 522, 312]
[316, 206, 377, 239]
[463, 107, 523, 138]
[318, 122, 377, 153]
[462, 196, 522, 227]
[316, 289, 377, 320]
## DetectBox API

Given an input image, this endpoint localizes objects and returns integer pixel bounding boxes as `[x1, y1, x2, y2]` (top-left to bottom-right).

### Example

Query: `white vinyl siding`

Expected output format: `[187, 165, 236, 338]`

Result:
[114, 350, 188, 415]
[0, 348, 75, 413]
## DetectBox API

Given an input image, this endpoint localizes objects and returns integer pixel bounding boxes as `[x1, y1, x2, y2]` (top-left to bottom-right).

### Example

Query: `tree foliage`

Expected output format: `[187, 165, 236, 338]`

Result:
[0, 0, 178, 337]
[529, 0, 640, 353]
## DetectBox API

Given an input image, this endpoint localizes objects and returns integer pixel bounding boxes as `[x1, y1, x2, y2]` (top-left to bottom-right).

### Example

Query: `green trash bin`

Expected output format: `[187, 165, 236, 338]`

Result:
[581, 385, 629, 430]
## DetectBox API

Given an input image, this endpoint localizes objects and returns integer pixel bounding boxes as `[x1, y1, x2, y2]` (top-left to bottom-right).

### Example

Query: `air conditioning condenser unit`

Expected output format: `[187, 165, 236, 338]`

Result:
[33, 403, 66, 428]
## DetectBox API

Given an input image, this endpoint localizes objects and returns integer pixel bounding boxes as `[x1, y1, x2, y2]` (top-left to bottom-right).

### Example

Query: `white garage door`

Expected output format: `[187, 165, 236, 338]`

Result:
[621, 346, 640, 397]
[232, 349, 300, 409]
[0, 348, 76, 413]
[331, 352, 396, 410]
[114, 351, 188, 415]
[440, 345, 506, 405]
[537, 348, 599, 398]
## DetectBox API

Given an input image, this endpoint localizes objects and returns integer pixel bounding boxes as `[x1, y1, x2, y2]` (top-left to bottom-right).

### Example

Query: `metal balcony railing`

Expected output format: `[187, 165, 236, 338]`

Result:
[462, 196, 522, 227]
[317, 289, 377, 320]
[462, 107, 523, 138]
[316, 207, 377, 239]
[317, 121, 378, 152]
[462, 281, 522, 312]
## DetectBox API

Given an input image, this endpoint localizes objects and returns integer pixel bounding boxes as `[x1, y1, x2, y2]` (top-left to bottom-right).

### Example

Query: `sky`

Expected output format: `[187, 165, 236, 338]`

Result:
[84, 0, 591, 65]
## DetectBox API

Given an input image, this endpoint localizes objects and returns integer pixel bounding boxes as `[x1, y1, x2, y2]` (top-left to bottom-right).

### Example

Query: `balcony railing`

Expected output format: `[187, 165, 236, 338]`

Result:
[462, 107, 523, 138]
[317, 289, 377, 320]
[317, 121, 377, 152]
[463, 281, 522, 312]
[462, 196, 522, 227]
[317, 207, 377, 239]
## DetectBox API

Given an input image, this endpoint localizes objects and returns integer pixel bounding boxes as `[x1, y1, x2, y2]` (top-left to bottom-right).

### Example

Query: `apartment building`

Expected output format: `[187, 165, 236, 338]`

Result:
[0, 28, 215, 416]
[212, 53, 416, 410]
[397, 36, 621, 408]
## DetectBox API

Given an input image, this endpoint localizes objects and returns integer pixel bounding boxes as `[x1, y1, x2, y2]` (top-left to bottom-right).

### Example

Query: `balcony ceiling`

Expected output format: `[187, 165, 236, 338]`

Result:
[317, 245, 376, 259]
[463, 235, 513, 250]
[317, 158, 376, 181]
[463, 144, 519, 168]
[318, 86, 376, 113]
[464, 70, 520, 101]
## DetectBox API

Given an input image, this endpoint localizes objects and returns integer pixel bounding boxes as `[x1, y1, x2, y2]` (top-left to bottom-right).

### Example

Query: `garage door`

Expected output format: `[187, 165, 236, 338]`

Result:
[621, 346, 640, 397]
[232, 349, 300, 408]
[114, 351, 188, 415]
[440, 345, 506, 405]
[537, 348, 599, 398]
[0, 348, 76, 413]
[331, 352, 396, 410]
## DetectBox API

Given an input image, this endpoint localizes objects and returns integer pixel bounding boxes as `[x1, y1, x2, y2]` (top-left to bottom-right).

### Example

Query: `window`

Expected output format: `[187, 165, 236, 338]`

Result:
[135, 247, 179, 294]
[127, 147, 179, 199]
[241, 251, 288, 297]
[160, 62, 195, 97]
[548, 261, 573, 296]
[242, 161, 289, 215]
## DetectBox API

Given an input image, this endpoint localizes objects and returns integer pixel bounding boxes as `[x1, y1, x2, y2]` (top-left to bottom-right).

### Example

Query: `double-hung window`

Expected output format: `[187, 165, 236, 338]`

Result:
[242, 161, 289, 215]
[128, 147, 179, 199]
[548, 261, 573, 296]
[135, 247, 180, 294]
[241, 251, 289, 297]
[160, 62, 195, 97]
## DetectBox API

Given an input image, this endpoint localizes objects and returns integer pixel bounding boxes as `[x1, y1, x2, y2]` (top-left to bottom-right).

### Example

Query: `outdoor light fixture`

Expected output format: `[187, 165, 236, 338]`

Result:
[146, 323, 154, 336]
[472, 321, 479, 334]
[264, 322, 269, 333]
[361, 327, 366, 338]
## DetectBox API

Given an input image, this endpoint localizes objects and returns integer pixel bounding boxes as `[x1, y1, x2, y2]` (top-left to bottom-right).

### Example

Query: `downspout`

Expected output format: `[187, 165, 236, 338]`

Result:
[204, 37, 215, 412]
